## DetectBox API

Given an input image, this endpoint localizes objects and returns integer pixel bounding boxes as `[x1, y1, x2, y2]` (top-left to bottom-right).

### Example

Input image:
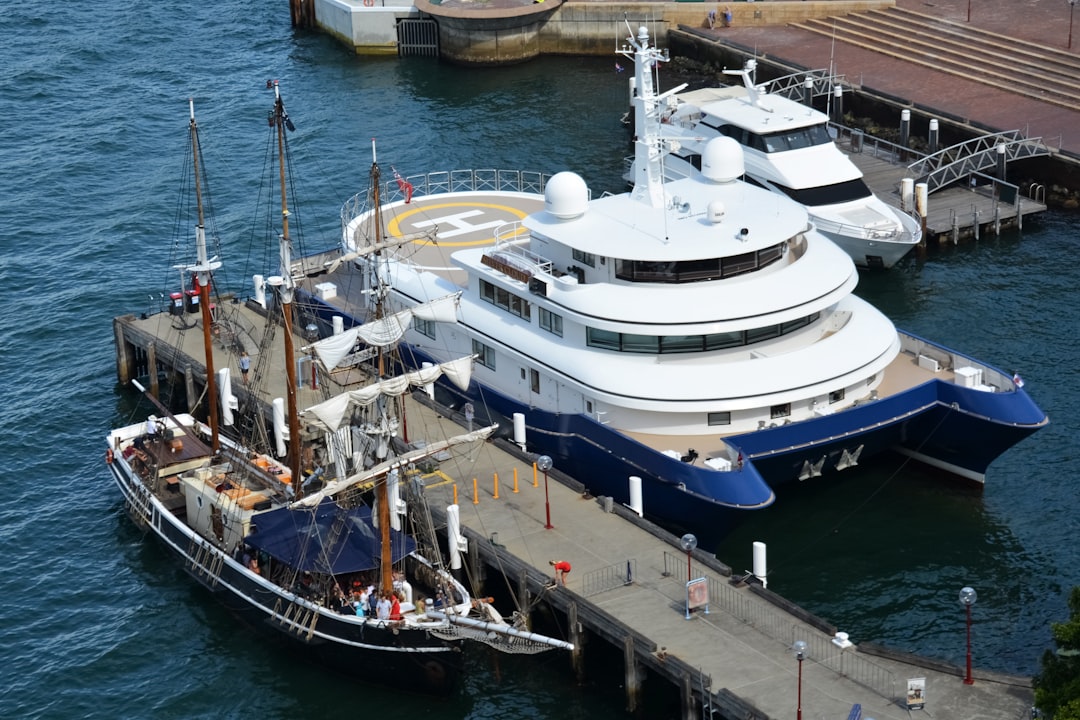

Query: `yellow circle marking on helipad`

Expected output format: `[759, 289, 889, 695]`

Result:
[386, 201, 532, 248]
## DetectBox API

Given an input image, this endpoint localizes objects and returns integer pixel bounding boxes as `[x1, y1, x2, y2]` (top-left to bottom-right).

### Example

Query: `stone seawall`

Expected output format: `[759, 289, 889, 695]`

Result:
[317, 0, 894, 61]
[541, 1, 891, 59]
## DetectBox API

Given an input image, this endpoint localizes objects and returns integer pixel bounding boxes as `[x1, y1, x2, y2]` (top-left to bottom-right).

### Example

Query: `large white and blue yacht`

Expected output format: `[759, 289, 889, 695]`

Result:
[307, 27, 1047, 536]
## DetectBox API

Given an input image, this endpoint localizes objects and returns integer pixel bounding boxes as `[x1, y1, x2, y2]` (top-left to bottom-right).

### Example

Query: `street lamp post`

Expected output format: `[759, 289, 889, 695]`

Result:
[793, 640, 808, 720]
[1070, 0, 1077, 50]
[959, 586, 978, 685]
[679, 533, 697, 582]
[967, 0, 971, 21]
[537, 455, 553, 529]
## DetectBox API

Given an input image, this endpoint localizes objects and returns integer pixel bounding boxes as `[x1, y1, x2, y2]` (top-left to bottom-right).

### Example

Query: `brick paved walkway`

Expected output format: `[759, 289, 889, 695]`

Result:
[700, 0, 1080, 154]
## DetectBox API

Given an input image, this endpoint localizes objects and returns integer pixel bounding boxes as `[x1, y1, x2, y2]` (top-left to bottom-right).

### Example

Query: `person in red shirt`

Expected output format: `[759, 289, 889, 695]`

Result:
[389, 591, 402, 621]
[549, 560, 571, 586]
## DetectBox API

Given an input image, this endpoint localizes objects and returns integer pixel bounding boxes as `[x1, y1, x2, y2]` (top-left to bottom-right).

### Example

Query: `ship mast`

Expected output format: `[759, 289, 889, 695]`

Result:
[184, 100, 223, 452]
[369, 141, 395, 594]
[270, 82, 304, 499]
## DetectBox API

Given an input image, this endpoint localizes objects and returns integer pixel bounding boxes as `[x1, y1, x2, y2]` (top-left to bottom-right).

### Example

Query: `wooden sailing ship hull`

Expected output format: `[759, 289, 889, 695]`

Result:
[106, 425, 464, 695]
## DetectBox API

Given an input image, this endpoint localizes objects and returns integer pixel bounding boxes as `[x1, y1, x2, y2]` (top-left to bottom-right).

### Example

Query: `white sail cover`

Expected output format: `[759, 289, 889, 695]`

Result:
[216, 367, 236, 426]
[309, 292, 462, 371]
[292, 424, 498, 508]
[302, 356, 475, 432]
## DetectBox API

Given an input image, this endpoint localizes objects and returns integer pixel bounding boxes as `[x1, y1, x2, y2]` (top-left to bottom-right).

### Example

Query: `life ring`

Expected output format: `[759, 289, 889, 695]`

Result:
[106, 448, 114, 464]
[363, 0, 374, 6]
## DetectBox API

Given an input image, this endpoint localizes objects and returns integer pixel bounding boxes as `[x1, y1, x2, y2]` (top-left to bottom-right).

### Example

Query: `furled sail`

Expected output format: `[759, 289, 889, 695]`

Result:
[308, 292, 462, 371]
[301, 355, 476, 432]
[291, 424, 498, 508]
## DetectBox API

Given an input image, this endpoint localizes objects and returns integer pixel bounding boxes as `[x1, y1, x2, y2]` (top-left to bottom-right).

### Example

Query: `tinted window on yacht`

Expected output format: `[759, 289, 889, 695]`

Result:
[757, 123, 833, 153]
[708, 412, 731, 426]
[572, 248, 596, 267]
[770, 403, 791, 419]
[773, 178, 872, 207]
[708, 122, 746, 145]
[775, 178, 873, 207]
[584, 311, 820, 354]
[414, 316, 436, 340]
[480, 279, 532, 320]
[614, 241, 786, 283]
[539, 307, 563, 337]
[472, 339, 496, 370]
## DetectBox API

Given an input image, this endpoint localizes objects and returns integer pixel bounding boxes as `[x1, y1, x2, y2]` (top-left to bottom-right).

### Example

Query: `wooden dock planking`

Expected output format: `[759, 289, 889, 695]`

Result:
[836, 108, 1041, 244]
[841, 142, 1045, 243]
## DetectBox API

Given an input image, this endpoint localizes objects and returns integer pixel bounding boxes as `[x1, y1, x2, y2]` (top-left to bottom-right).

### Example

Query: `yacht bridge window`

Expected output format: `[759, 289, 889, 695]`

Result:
[774, 178, 873, 207]
[585, 312, 819, 353]
[705, 121, 833, 153]
[615, 242, 786, 283]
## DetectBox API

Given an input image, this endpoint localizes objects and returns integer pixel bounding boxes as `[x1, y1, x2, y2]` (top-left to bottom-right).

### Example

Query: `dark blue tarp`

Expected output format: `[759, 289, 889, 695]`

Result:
[244, 499, 416, 575]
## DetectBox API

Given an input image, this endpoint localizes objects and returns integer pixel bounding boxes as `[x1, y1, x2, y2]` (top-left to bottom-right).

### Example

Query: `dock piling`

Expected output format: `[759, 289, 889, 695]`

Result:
[623, 633, 643, 712]
[113, 317, 132, 384]
[568, 603, 586, 683]
[184, 365, 197, 412]
[147, 342, 159, 398]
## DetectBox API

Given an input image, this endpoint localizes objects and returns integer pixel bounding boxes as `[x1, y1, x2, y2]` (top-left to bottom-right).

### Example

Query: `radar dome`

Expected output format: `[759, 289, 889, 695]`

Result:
[701, 137, 744, 183]
[545, 172, 589, 220]
[707, 200, 726, 224]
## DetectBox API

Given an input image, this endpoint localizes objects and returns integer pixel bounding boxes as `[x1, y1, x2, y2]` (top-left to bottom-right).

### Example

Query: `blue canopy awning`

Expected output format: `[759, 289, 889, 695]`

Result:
[245, 499, 416, 575]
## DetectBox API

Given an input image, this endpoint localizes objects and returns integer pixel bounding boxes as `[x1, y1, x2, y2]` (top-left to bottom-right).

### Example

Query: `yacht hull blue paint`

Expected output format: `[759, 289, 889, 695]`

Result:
[298, 291, 1044, 538]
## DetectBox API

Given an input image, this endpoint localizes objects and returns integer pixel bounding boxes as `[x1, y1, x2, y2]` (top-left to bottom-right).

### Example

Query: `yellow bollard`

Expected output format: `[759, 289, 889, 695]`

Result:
[493, 472, 500, 499]
[473, 477, 479, 505]
[532, 462, 539, 488]
[512, 467, 519, 493]
[453, 483, 458, 505]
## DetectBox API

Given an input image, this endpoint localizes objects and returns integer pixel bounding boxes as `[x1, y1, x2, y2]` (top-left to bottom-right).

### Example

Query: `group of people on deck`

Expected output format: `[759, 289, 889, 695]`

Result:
[330, 571, 418, 622]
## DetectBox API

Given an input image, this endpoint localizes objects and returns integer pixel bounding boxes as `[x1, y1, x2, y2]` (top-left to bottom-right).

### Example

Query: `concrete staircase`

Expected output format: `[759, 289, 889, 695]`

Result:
[791, 7, 1080, 113]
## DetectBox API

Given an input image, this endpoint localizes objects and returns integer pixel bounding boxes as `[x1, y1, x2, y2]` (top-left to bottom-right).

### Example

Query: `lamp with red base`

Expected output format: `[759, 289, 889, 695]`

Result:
[537, 455, 553, 529]
[959, 586, 977, 685]
[792, 640, 807, 720]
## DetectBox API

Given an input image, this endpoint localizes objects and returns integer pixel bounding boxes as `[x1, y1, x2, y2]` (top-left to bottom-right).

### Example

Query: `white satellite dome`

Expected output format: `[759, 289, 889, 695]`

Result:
[544, 171, 589, 220]
[701, 137, 744, 183]
[707, 200, 726, 224]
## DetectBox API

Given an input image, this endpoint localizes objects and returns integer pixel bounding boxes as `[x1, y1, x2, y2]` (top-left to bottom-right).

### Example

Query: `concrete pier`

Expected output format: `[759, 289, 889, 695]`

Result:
[412, 398, 1034, 719]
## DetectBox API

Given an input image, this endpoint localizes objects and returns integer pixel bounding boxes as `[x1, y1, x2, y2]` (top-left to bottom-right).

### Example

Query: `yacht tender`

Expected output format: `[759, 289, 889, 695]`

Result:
[633, 59, 921, 269]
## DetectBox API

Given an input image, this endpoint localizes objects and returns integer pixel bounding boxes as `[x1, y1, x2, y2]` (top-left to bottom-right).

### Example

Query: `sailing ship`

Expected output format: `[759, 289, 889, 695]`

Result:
[106, 88, 570, 696]
[292, 26, 1046, 540]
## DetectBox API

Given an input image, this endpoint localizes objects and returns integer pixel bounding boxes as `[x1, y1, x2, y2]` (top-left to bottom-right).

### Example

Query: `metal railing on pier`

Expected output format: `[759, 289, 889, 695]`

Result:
[581, 560, 638, 597]
[661, 550, 899, 702]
